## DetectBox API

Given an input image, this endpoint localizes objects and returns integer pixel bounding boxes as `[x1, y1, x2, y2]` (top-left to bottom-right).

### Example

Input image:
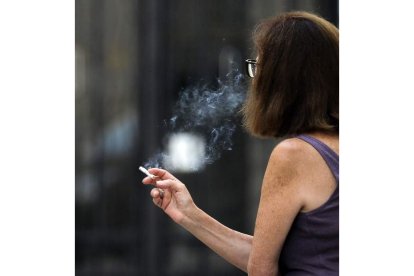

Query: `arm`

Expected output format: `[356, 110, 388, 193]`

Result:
[142, 139, 305, 275]
[142, 168, 252, 272]
[247, 140, 306, 276]
[180, 205, 252, 272]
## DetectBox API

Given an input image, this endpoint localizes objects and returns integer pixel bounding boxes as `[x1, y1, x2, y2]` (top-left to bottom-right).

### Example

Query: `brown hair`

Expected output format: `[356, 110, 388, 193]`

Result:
[242, 11, 339, 138]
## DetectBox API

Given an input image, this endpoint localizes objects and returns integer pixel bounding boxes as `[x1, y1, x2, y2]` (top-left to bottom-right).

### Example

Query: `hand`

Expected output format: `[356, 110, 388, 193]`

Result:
[142, 168, 196, 224]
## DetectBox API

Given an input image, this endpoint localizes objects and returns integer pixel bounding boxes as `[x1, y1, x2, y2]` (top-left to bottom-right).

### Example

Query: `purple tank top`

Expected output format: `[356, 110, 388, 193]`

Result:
[279, 134, 339, 275]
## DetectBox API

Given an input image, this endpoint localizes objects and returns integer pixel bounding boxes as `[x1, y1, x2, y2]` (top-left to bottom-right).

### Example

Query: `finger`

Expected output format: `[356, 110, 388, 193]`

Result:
[142, 176, 157, 185]
[150, 188, 165, 198]
[158, 188, 165, 199]
[152, 197, 162, 208]
[148, 168, 177, 181]
[150, 188, 161, 198]
[155, 178, 184, 192]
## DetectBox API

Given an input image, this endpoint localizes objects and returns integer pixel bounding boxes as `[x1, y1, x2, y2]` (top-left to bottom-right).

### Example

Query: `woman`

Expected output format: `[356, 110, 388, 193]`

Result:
[142, 11, 339, 275]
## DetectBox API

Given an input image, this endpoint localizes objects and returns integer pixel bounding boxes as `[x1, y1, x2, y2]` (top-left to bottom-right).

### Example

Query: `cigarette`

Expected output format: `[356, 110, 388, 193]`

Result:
[139, 166, 158, 179]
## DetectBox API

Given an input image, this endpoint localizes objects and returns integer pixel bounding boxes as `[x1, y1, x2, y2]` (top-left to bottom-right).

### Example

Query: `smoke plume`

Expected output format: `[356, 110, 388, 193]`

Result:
[144, 69, 247, 171]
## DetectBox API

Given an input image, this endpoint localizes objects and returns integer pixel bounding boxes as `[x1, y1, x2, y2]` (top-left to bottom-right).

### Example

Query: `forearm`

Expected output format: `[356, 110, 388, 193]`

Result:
[180, 205, 252, 272]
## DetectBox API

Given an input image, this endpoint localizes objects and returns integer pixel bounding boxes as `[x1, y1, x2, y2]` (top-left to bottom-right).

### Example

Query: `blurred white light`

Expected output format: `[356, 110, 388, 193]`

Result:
[165, 132, 205, 172]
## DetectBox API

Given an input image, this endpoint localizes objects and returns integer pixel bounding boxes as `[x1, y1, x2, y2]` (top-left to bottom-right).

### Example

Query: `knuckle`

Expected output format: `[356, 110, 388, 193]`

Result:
[177, 182, 186, 189]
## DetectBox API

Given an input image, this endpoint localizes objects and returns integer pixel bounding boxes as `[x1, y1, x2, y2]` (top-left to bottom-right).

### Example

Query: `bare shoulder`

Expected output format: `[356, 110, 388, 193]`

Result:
[263, 137, 318, 199]
[262, 138, 310, 196]
[268, 138, 310, 170]
[269, 134, 337, 171]
[268, 134, 338, 212]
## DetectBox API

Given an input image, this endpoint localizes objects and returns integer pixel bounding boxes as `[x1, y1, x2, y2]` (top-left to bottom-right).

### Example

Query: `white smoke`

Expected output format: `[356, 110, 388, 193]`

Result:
[144, 69, 247, 171]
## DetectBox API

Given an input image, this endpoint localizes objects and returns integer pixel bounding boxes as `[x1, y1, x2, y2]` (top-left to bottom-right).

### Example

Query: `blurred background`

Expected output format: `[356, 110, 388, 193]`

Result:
[75, 0, 338, 275]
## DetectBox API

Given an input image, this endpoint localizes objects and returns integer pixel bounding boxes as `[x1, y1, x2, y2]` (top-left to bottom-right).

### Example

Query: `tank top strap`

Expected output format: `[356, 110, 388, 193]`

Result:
[296, 134, 339, 182]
